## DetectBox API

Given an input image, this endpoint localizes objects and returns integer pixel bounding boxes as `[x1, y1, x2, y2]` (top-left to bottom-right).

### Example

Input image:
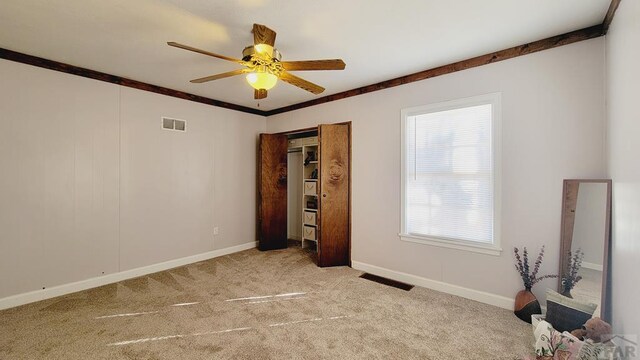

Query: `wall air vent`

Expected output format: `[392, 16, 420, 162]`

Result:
[161, 117, 186, 132]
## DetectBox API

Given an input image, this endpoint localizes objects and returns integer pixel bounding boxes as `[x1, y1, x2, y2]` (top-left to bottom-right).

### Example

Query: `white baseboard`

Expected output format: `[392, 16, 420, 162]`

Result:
[0, 241, 257, 311]
[581, 261, 603, 272]
[352, 261, 514, 310]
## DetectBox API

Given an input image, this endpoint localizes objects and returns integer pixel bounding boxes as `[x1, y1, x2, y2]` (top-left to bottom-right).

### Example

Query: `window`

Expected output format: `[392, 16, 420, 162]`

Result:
[400, 93, 501, 255]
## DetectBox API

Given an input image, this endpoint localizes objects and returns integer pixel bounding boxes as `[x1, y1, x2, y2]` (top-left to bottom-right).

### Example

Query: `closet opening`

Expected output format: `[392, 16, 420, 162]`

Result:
[257, 123, 351, 267]
[286, 130, 319, 251]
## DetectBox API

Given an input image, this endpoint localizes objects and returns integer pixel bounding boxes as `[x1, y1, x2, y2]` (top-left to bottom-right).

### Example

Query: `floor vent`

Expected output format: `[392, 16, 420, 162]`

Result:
[359, 273, 414, 291]
[162, 117, 186, 132]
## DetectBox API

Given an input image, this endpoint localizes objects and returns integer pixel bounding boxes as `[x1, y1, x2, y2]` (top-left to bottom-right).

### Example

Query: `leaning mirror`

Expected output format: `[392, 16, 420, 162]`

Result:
[558, 179, 612, 322]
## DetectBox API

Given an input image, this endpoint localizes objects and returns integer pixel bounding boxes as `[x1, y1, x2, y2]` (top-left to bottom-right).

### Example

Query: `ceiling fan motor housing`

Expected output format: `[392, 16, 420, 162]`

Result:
[242, 45, 283, 78]
[242, 45, 281, 62]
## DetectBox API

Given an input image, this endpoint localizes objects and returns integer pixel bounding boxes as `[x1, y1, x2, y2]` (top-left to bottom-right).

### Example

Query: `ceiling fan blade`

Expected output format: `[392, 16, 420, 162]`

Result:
[281, 59, 346, 71]
[190, 69, 249, 83]
[255, 89, 268, 99]
[279, 71, 325, 94]
[167, 42, 244, 64]
[253, 24, 277, 46]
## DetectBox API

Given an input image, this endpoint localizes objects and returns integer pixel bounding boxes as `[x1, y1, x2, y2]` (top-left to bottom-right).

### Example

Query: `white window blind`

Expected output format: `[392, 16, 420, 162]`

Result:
[402, 95, 500, 251]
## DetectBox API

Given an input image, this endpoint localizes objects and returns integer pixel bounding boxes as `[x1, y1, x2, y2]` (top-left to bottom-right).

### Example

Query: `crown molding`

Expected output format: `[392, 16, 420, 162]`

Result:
[602, 0, 621, 34]
[0, 47, 265, 116]
[264, 24, 604, 116]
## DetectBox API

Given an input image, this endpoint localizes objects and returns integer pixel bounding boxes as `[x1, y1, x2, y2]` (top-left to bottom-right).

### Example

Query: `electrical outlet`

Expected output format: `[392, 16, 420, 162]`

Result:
[213, 227, 219, 235]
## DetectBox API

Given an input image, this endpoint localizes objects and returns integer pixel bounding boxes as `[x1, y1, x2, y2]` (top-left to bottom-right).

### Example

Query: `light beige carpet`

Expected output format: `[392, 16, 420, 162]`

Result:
[0, 246, 533, 359]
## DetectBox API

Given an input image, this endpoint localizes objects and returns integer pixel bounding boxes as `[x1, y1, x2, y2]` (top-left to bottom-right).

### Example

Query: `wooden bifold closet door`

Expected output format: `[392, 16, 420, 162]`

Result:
[317, 124, 350, 267]
[257, 133, 288, 251]
[257, 124, 350, 267]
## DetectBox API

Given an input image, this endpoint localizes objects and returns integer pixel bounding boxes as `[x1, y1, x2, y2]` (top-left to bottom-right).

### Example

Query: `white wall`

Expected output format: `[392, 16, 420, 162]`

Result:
[0, 60, 121, 299]
[606, 0, 640, 339]
[572, 183, 608, 268]
[0, 59, 265, 302]
[267, 38, 606, 306]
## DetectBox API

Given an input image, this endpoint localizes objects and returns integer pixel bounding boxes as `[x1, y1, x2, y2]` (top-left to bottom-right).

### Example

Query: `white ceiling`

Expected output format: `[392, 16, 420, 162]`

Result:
[0, 0, 610, 111]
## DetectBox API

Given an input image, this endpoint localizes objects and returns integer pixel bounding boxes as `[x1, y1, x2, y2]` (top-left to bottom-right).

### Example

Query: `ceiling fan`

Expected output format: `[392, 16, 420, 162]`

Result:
[168, 24, 346, 100]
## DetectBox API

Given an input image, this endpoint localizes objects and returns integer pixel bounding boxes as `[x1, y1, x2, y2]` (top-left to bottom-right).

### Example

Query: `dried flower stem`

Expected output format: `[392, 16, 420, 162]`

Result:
[514, 245, 558, 290]
[562, 249, 584, 292]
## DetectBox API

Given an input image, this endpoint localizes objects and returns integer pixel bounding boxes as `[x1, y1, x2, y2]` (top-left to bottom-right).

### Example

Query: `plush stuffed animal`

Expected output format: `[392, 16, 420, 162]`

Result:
[570, 317, 612, 343]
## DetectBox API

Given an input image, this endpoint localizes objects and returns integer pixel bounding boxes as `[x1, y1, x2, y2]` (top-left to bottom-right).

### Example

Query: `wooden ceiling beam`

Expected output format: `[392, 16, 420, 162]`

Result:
[2, 0, 623, 118]
[0, 47, 265, 116]
[602, 0, 622, 35]
[264, 25, 604, 116]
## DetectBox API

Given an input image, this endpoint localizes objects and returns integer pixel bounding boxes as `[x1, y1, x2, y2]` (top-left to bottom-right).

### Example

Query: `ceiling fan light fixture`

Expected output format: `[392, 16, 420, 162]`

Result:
[169, 23, 344, 100]
[246, 71, 278, 90]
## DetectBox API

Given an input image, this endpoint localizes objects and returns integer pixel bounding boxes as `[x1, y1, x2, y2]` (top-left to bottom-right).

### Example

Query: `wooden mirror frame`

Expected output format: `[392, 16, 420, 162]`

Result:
[558, 179, 612, 323]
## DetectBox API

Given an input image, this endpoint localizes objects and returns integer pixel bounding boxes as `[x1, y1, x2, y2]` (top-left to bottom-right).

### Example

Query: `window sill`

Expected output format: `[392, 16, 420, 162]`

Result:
[399, 233, 502, 256]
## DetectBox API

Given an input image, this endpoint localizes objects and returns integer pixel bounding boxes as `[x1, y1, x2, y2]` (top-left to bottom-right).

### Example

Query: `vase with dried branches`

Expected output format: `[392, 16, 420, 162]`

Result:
[561, 248, 584, 298]
[513, 245, 558, 323]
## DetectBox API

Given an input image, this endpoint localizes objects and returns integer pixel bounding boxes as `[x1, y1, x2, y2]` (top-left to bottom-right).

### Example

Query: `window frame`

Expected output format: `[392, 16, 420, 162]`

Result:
[399, 93, 502, 256]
